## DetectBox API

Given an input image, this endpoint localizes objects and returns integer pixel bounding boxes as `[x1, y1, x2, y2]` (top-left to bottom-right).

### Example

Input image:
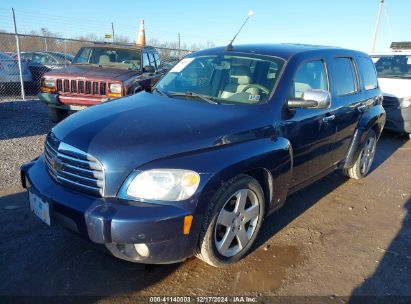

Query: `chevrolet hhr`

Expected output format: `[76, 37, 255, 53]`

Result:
[21, 44, 386, 267]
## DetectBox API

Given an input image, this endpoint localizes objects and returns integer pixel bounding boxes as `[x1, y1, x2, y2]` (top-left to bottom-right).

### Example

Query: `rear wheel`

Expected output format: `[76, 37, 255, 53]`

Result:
[344, 129, 377, 179]
[47, 106, 69, 123]
[197, 175, 265, 267]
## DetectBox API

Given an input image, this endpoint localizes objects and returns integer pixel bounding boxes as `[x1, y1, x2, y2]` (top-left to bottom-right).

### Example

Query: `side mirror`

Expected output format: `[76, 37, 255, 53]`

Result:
[288, 89, 331, 109]
[143, 65, 155, 73]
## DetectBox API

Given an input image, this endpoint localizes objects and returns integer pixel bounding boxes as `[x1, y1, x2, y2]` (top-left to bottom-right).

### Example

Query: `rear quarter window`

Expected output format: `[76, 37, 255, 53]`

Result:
[357, 57, 378, 90]
[332, 57, 359, 96]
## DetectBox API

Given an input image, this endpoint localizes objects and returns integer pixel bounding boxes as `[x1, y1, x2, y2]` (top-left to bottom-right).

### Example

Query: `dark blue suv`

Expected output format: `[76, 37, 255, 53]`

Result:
[21, 44, 386, 267]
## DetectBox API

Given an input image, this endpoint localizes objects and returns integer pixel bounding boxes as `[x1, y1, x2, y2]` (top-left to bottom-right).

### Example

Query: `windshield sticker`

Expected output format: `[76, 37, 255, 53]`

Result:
[170, 58, 195, 73]
[249, 94, 261, 102]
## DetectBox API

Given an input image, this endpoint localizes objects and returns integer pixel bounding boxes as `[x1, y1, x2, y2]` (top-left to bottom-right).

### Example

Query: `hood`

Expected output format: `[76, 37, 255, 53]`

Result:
[52, 92, 274, 195]
[45, 64, 140, 81]
[378, 77, 411, 99]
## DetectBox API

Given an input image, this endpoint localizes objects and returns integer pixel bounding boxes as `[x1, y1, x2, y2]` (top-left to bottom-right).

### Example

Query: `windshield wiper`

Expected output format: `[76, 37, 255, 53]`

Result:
[152, 87, 170, 97]
[169, 91, 219, 104]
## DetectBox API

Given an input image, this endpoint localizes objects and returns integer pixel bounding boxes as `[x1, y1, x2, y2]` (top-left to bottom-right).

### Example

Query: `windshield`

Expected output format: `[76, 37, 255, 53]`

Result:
[73, 47, 141, 70]
[156, 53, 285, 104]
[372, 55, 411, 79]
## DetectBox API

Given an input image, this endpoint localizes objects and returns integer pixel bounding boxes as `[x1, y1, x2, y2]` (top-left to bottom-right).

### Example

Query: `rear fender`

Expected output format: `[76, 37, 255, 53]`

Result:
[344, 105, 386, 168]
[356, 104, 386, 139]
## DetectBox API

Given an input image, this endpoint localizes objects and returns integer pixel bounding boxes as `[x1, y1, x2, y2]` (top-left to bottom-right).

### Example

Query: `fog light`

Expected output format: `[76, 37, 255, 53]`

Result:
[134, 243, 150, 257]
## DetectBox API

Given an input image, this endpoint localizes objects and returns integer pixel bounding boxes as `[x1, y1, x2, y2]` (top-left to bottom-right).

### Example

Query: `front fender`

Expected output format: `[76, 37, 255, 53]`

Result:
[138, 137, 293, 215]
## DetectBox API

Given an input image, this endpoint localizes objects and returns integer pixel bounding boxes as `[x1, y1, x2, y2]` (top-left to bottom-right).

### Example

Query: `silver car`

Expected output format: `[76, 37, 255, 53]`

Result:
[0, 53, 32, 86]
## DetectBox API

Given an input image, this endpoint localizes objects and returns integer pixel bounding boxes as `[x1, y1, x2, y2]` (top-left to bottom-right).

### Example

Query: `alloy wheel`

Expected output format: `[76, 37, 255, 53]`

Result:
[214, 189, 261, 257]
[359, 135, 376, 175]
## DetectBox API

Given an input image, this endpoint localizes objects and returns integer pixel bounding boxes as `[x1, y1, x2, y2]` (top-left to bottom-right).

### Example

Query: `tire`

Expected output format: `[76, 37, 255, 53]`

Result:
[344, 129, 377, 179]
[47, 106, 68, 123]
[197, 175, 265, 267]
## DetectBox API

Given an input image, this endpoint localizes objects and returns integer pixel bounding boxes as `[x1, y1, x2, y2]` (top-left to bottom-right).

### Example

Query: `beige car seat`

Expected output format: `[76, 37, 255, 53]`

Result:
[99, 54, 111, 65]
[220, 66, 258, 99]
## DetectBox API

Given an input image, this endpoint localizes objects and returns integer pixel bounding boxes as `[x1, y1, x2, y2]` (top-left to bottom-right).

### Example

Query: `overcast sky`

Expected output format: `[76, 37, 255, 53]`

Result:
[0, 0, 409, 52]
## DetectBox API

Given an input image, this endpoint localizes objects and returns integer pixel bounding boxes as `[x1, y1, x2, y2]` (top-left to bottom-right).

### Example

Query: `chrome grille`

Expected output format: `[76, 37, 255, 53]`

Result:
[55, 79, 107, 96]
[56, 79, 62, 92]
[44, 134, 104, 196]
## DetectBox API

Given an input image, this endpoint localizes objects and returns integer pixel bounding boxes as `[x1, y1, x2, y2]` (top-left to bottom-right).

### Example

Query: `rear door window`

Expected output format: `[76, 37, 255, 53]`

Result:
[332, 57, 359, 96]
[357, 57, 378, 90]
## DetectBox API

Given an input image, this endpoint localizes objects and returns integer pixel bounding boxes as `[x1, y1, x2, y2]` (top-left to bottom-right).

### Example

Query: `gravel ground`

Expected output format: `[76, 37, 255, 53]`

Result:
[0, 99, 410, 303]
[0, 99, 53, 189]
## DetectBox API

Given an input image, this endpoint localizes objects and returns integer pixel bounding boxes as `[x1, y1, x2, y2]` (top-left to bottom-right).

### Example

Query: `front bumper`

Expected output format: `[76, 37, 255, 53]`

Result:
[21, 157, 198, 264]
[38, 92, 110, 111]
[383, 106, 411, 134]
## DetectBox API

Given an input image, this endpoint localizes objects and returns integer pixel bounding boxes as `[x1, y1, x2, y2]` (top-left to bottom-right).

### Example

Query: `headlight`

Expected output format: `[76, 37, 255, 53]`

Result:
[109, 83, 122, 94]
[400, 97, 411, 109]
[124, 169, 200, 201]
[43, 78, 56, 88]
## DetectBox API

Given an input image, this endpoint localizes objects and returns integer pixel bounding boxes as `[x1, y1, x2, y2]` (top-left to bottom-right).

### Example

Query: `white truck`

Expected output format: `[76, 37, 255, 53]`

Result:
[372, 42, 411, 137]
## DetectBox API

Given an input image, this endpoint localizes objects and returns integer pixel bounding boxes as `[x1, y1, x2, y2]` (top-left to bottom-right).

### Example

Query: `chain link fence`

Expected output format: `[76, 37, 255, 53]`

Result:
[0, 32, 191, 101]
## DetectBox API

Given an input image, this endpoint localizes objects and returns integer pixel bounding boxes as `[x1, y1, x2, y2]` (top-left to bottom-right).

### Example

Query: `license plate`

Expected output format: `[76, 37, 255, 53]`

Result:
[29, 191, 51, 226]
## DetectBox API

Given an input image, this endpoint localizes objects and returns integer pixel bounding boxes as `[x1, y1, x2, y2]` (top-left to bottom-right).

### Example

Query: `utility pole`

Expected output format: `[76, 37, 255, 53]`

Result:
[12, 8, 25, 100]
[111, 22, 115, 42]
[178, 33, 181, 59]
[371, 0, 385, 53]
[41, 28, 48, 51]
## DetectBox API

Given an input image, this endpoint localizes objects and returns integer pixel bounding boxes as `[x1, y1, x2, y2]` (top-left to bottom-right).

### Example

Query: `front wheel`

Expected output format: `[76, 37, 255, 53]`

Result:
[197, 175, 265, 267]
[344, 129, 377, 179]
[46, 106, 69, 123]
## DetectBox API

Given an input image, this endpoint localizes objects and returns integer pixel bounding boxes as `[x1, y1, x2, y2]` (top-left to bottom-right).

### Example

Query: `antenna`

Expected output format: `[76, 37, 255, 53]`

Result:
[225, 10, 254, 51]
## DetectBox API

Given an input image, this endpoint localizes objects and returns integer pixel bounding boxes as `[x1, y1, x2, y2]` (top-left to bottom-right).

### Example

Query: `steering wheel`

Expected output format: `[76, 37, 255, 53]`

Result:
[241, 84, 270, 94]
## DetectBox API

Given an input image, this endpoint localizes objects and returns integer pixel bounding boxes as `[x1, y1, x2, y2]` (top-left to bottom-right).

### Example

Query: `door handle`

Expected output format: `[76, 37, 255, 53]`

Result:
[322, 115, 335, 123]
